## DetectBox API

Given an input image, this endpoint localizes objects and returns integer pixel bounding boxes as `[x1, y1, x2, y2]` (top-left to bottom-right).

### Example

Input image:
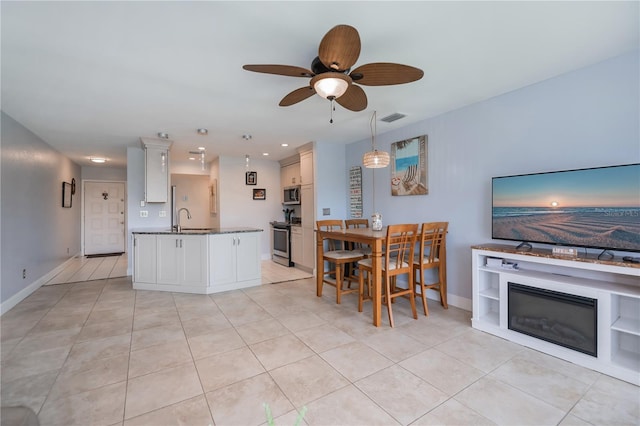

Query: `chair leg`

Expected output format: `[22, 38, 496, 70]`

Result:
[439, 265, 448, 309]
[408, 272, 418, 320]
[420, 268, 429, 316]
[335, 263, 342, 304]
[358, 268, 365, 312]
[384, 276, 394, 328]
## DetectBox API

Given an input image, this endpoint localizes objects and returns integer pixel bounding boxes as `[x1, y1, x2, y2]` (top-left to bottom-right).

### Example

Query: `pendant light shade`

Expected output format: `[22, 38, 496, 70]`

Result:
[363, 150, 390, 168]
[363, 110, 389, 168]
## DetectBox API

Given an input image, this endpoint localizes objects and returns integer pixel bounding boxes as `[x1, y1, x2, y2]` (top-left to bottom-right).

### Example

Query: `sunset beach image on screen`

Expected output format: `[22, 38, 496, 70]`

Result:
[491, 164, 640, 252]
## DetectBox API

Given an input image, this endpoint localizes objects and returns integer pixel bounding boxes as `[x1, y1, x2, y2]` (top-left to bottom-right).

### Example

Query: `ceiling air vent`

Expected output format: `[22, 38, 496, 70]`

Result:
[380, 113, 406, 123]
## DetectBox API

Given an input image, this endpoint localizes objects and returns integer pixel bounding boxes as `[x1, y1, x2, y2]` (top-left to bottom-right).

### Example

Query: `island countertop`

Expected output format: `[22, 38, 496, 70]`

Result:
[132, 227, 263, 235]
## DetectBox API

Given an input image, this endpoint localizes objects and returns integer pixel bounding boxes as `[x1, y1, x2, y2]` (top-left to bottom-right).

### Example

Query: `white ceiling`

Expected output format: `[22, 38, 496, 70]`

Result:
[2, 1, 638, 168]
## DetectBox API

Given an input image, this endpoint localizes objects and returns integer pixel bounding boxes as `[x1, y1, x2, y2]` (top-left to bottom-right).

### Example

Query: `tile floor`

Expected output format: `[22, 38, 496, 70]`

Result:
[1, 273, 639, 425]
[45, 254, 128, 285]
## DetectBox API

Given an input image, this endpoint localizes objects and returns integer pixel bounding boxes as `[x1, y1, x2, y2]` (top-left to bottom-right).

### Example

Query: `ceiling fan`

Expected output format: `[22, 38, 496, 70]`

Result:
[243, 25, 424, 114]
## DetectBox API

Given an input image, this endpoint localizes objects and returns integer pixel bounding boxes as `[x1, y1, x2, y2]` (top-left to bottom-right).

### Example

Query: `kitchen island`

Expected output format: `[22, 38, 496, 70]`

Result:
[132, 228, 262, 294]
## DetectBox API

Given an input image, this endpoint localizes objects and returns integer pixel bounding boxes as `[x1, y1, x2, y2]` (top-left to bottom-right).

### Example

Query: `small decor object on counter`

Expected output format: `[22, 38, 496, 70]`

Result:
[372, 213, 383, 230]
[253, 188, 266, 200]
[246, 171, 257, 185]
[62, 181, 72, 208]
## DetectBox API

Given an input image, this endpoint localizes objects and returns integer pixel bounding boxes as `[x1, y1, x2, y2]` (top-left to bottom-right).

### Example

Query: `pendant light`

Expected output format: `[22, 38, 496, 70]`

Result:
[363, 111, 390, 168]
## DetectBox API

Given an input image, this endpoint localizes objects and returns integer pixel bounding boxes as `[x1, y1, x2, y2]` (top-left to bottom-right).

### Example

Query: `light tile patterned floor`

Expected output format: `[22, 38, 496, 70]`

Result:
[2, 275, 639, 425]
[45, 255, 128, 285]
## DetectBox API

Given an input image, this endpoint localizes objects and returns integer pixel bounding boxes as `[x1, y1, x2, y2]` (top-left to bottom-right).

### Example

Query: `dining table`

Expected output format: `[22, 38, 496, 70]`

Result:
[316, 226, 387, 326]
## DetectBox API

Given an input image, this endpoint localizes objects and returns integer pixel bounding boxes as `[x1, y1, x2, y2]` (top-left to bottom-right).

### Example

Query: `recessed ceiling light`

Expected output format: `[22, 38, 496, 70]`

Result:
[198, 146, 205, 151]
[262, 152, 269, 156]
[197, 128, 208, 135]
[281, 143, 289, 147]
[157, 132, 169, 139]
[90, 157, 107, 163]
[189, 157, 196, 161]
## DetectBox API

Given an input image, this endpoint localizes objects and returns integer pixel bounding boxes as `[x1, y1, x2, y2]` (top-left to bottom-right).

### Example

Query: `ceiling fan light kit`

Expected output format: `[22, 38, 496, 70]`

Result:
[311, 73, 351, 99]
[243, 24, 423, 118]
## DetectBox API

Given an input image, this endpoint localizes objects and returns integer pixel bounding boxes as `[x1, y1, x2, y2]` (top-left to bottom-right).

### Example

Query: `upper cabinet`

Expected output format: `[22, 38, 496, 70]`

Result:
[141, 138, 172, 203]
[281, 162, 300, 187]
[300, 150, 313, 185]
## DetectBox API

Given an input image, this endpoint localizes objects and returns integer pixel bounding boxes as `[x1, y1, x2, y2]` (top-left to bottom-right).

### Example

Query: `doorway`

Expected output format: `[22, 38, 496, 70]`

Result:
[83, 181, 126, 255]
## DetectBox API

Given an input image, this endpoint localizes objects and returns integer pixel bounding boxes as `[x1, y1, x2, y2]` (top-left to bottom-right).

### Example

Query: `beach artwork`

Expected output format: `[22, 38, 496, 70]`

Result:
[492, 164, 640, 251]
[390, 135, 427, 196]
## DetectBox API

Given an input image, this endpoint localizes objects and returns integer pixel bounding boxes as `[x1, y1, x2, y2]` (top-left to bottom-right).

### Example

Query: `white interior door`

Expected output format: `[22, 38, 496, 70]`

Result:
[84, 181, 126, 255]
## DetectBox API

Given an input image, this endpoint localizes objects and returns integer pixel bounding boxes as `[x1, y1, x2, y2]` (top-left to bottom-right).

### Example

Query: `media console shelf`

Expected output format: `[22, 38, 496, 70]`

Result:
[471, 244, 640, 385]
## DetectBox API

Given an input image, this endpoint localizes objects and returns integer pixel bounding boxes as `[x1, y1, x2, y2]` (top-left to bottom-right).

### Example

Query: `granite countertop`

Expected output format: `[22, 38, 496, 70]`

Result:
[132, 227, 263, 235]
[472, 243, 640, 269]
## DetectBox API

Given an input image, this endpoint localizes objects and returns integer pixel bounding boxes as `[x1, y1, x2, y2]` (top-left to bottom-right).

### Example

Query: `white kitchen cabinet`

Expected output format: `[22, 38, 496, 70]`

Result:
[302, 227, 315, 269]
[300, 150, 313, 185]
[291, 226, 303, 265]
[297, 184, 315, 271]
[141, 138, 172, 203]
[281, 162, 300, 188]
[156, 235, 208, 287]
[300, 185, 314, 229]
[133, 234, 156, 284]
[209, 231, 261, 291]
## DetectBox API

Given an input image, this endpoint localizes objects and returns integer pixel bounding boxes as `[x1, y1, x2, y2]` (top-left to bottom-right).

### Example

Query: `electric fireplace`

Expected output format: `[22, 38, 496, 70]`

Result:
[508, 283, 597, 357]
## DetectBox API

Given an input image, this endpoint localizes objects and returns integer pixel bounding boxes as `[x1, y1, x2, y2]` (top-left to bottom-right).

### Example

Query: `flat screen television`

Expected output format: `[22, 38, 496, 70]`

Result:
[492, 164, 640, 253]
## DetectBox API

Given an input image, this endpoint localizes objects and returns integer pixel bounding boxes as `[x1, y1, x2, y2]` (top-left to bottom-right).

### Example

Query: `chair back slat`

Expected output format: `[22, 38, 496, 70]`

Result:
[385, 224, 419, 273]
[345, 219, 369, 251]
[316, 220, 345, 251]
[419, 222, 448, 264]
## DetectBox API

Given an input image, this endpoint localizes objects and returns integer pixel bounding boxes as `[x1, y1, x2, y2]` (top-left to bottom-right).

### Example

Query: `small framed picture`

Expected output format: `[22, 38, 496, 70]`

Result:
[252, 188, 266, 200]
[62, 181, 72, 208]
[246, 171, 257, 185]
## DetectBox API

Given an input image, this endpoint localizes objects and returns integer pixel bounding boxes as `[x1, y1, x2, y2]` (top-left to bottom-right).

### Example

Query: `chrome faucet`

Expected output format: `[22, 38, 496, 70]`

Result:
[175, 208, 192, 232]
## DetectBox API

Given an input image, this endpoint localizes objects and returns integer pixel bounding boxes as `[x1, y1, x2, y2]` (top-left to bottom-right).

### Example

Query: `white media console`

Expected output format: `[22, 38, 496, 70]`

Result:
[471, 244, 640, 385]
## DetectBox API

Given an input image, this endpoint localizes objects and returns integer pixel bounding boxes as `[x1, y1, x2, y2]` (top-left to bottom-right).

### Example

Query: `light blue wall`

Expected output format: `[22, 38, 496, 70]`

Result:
[344, 51, 640, 308]
[315, 142, 348, 220]
[1, 112, 81, 306]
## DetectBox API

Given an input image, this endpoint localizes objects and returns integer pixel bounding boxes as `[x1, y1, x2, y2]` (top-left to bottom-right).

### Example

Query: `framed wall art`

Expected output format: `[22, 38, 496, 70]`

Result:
[62, 181, 73, 208]
[246, 171, 257, 185]
[390, 135, 428, 196]
[253, 188, 266, 200]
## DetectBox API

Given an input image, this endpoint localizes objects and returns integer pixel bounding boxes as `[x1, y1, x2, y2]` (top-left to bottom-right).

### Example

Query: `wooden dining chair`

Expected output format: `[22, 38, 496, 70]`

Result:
[413, 222, 448, 316]
[344, 218, 372, 257]
[316, 220, 365, 304]
[357, 223, 419, 327]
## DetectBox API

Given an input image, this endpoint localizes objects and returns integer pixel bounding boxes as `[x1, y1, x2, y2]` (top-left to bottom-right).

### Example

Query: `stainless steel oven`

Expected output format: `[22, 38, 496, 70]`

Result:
[271, 222, 293, 266]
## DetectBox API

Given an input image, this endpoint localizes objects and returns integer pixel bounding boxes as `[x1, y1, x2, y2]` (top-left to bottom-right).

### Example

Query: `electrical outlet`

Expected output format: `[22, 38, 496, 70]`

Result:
[22, 269, 26, 279]
[140, 210, 148, 217]
[140, 200, 145, 207]
[159, 211, 166, 217]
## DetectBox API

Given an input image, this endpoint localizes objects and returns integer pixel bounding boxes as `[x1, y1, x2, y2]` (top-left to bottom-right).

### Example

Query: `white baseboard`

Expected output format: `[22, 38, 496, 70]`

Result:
[1, 254, 79, 315]
[443, 293, 472, 312]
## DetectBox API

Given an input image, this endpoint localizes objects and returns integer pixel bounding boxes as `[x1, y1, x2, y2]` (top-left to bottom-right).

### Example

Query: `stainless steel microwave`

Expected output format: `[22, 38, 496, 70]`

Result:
[283, 186, 300, 205]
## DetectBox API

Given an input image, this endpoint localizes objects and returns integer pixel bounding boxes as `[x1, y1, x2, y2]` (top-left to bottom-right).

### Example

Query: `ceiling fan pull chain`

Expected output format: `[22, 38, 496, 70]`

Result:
[329, 98, 334, 123]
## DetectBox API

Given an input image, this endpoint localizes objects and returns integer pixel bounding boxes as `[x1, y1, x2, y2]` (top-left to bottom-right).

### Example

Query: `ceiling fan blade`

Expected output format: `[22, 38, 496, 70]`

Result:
[336, 84, 367, 112]
[318, 25, 361, 71]
[243, 64, 314, 78]
[279, 86, 316, 107]
[349, 63, 424, 86]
